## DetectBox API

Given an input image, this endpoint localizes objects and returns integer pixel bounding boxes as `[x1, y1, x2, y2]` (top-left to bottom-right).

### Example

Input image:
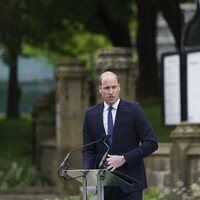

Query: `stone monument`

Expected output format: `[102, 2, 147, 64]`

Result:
[94, 47, 138, 102]
[55, 60, 89, 170]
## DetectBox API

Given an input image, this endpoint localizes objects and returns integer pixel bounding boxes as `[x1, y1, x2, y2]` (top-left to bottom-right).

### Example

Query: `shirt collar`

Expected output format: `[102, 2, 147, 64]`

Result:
[104, 98, 120, 111]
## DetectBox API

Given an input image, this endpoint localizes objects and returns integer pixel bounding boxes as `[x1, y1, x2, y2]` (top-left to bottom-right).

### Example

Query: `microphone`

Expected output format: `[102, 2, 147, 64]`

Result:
[99, 135, 111, 169]
[59, 134, 108, 170]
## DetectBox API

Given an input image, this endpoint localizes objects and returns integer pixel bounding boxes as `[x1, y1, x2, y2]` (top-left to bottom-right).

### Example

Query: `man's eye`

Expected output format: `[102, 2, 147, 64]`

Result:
[104, 87, 110, 90]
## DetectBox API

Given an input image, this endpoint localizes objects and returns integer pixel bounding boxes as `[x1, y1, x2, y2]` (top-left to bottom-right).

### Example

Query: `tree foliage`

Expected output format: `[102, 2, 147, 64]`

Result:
[0, 0, 26, 118]
[0, 0, 113, 118]
[0, 0, 192, 117]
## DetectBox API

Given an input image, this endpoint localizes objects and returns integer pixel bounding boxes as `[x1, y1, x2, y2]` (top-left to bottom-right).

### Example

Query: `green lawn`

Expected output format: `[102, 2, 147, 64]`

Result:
[0, 114, 44, 188]
[0, 114, 32, 165]
[140, 97, 173, 142]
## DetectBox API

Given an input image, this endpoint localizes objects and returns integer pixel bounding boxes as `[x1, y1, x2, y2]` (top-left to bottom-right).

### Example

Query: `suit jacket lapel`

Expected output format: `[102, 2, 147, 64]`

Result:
[112, 100, 125, 147]
[96, 103, 106, 136]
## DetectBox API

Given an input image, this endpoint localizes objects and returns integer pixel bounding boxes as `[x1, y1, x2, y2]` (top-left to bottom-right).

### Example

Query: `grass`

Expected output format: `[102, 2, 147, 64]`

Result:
[140, 97, 174, 142]
[0, 114, 44, 188]
[143, 192, 161, 200]
[0, 113, 32, 165]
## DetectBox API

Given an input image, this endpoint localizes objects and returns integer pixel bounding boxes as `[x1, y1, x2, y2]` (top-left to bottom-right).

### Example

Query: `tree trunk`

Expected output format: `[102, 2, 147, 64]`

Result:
[136, 0, 159, 97]
[97, 5, 132, 47]
[6, 50, 20, 119]
[158, 0, 184, 49]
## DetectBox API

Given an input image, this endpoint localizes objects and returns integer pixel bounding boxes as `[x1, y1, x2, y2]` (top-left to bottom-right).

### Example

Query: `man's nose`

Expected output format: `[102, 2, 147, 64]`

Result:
[108, 88, 113, 93]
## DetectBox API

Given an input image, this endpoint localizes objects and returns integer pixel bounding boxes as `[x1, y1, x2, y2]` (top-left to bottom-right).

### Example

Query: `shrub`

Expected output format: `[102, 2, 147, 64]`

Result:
[0, 161, 43, 189]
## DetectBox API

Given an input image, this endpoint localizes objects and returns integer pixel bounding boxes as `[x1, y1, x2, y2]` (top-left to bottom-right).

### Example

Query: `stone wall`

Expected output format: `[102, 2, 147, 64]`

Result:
[145, 124, 200, 200]
[144, 143, 171, 193]
[170, 123, 200, 199]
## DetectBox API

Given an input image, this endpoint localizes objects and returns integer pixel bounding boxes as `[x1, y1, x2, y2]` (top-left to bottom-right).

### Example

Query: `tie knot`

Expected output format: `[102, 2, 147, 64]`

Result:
[108, 106, 113, 111]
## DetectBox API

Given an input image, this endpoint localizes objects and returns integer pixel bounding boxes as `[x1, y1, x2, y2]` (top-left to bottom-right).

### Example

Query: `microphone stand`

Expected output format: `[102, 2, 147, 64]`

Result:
[99, 136, 110, 169]
[58, 134, 108, 180]
[97, 138, 108, 200]
[97, 135, 111, 199]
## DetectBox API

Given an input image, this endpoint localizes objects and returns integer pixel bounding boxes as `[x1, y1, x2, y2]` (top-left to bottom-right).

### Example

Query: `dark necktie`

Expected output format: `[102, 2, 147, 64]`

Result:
[107, 106, 113, 144]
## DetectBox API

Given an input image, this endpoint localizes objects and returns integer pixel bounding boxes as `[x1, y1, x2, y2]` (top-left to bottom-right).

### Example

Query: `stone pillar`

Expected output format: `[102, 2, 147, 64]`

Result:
[170, 122, 200, 199]
[144, 143, 171, 193]
[32, 91, 55, 165]
[94, 47, 138, 102]
[55, 60, 89, 169]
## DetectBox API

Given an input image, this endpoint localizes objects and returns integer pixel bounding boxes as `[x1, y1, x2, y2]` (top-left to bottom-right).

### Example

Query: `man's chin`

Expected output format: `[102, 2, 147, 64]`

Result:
[108, 99, 116, 104]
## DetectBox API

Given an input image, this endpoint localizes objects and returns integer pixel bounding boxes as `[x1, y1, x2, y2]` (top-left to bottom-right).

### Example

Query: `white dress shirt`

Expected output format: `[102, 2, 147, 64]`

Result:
[103, 99, 120, 135]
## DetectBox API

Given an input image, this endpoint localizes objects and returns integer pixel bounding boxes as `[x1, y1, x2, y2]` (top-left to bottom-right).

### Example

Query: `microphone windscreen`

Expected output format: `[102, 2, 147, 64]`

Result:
[106, 134, 111, 139]
[101, 134, 107, 139]
[101, 134, 111, 139]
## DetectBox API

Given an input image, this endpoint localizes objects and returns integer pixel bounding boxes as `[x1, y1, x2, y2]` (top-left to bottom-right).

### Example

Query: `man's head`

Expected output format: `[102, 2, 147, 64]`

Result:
[99, 71, 121, 105]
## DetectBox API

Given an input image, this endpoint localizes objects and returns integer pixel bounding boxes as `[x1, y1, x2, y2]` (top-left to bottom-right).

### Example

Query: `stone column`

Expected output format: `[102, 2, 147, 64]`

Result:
[32, 91, 55, 165]
[31, 91, 57, 183]
[170, 122, 200, 199]
[55, 60, 89, 169]
[94, 47, 138, 102]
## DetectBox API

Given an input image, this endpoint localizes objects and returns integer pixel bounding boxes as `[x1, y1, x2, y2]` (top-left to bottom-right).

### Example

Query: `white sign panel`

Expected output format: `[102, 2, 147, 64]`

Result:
[187, 51, 200, 123]
[163, 54, 181, 125]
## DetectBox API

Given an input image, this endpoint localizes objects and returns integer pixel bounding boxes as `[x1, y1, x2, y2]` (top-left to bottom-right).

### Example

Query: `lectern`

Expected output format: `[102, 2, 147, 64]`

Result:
[60, 169, 137, 200]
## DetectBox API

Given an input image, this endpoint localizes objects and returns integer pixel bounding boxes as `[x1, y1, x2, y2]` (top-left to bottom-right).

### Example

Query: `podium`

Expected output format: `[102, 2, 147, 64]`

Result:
[60, 169, 137, 200]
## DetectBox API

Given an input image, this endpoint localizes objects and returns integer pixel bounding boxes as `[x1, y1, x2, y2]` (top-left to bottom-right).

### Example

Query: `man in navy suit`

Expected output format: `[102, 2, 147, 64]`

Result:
[82, 71, 158, 200]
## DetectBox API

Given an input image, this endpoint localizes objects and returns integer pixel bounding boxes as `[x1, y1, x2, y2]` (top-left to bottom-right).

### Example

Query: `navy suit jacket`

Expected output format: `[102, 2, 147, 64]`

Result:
[82, 99, 158, 192]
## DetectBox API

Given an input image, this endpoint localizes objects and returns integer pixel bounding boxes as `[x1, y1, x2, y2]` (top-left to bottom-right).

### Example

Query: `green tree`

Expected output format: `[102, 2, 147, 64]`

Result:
[60, 0, 185, 97]
[55, 0, 134, 47]
[0, 0, 79, 118]
[0, 0, 190, 119]
[0, 0, 24, 118]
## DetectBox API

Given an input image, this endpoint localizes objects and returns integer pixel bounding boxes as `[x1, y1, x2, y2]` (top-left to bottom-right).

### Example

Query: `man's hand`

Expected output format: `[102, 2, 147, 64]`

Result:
[106, 154, 126, 171]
